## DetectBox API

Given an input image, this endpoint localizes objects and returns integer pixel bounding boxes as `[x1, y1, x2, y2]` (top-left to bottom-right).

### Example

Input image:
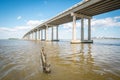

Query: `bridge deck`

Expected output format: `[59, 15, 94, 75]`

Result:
[24, 0, 120, 37]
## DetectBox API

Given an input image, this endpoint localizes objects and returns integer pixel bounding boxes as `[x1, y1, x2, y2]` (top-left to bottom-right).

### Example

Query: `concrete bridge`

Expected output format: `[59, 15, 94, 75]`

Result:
[23, 0, 120, 43]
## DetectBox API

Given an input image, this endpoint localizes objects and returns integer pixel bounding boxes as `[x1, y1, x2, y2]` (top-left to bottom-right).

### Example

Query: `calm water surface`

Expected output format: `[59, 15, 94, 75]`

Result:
[0, 39, 120, 80]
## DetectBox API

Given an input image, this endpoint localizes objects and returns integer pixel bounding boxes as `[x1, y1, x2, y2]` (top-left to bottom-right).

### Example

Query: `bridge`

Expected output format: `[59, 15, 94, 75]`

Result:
[23, 0, 120, 43]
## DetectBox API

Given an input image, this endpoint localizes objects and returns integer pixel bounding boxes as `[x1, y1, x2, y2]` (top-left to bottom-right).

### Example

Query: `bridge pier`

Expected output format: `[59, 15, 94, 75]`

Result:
[71, 13, 93, 44]
[45, 25, 49, 41]
[42, 24, 59, 42]
[41, 29, 45, 41]
[26, 34, 28, 40]
[23, 0, 120, 42]
[29, 33, 31, 40]
[51, 26, 59, 41]
[71, 15, 80, 43]
[35, 30, 37, 40]
[29, 33, 30, 40]
[88, 18, 92, 41]
[27, 34, 29, 40]
[38, 29, 40, 40]
[31, 31, 33, 40]
[56, 26, 59, 41]
[51, 27, 53, 41]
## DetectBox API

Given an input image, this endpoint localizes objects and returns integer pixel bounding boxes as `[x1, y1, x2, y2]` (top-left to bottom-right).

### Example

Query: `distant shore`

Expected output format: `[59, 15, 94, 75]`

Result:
[8, 38, 20, 40]
[92, 37, 120, 40]
[0, 37, 120, 40]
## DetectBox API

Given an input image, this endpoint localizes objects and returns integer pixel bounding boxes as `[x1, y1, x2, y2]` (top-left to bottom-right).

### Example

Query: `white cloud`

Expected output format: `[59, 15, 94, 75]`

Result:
[1, 16, 120, 39]
[17, 16, 22, 20]
[0, 26, 31, 39]
[0, 26, 30, 32]
[62, 23, 72, 29]
[0, 20, 44, 39]
[62, 19, 89, 28]
[114, 16, 120, 20]
[62, 16, 120, 33]
[91, 16, 120, 27]
[26, 20, 44, 28]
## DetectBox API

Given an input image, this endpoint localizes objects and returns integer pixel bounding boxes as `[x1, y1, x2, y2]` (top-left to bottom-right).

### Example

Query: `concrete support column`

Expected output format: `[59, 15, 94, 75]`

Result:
[33, 31, 35, 40]
[44, 29, 46, 40]
[50, 26, 59, 41]
[33, 32, 34, 40]
[38, 29, 40, 40]
[81, 18, 84, 41]
[34, 31, 35, 40]
[27, 35, 28, 40]
[72, 15, 76, 41]
[41, 30, 43, 40]
[32, 32, 33, 40]
[71, 15, 80, 43]
[35, 31, 37, 40]
[51, 27, 53, 41]
[29, 33, 31, 40]
[45, 26, 48, 41]
[27, 34, 28, 40]
[39, 30, 41, 40]
[31, 33, 32, 40]
[88, 18, 91, 40]
[29, 34, 30, 40]
[28, 34, 30, 40]
[56, 26, 59, 40]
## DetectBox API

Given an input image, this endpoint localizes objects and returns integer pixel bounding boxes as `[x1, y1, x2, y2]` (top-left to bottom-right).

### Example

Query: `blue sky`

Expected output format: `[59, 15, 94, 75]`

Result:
[0, 0, 120, 39]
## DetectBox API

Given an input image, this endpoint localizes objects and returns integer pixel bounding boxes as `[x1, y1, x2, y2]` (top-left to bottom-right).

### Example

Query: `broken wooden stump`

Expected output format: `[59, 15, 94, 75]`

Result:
[40, 47, 51, 73]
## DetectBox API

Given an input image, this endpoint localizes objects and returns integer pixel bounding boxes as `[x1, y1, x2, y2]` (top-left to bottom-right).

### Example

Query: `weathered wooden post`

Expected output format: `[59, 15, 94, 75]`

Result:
[40, 47, 51, 73]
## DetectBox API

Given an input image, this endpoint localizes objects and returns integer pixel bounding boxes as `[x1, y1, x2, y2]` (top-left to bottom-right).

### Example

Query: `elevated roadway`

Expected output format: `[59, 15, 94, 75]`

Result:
[23, 0, 120, 43]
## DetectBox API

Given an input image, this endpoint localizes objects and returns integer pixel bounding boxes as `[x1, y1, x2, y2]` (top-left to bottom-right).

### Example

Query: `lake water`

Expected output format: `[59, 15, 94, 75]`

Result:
[0, 39, 120, 80]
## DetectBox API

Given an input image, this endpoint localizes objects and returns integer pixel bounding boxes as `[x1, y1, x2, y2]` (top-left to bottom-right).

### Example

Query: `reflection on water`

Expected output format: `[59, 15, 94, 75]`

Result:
[0, 39, 120, 80]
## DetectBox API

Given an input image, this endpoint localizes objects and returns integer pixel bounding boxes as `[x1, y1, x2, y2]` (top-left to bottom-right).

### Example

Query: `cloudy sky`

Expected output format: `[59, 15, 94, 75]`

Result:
[0, 0, 120, 39]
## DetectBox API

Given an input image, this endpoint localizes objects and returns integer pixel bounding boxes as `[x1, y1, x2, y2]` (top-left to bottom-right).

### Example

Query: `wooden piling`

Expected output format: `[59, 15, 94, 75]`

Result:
[40, 47, 51, 73]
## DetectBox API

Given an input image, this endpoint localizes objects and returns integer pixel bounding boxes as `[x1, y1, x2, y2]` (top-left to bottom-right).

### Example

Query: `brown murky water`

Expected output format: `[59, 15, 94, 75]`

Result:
[0, 39, 120, 80]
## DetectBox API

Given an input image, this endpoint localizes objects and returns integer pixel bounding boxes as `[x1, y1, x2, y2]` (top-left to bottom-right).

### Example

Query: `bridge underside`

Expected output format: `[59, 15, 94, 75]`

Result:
[23, 0, 120, 43]
[48, 0, 120, 25]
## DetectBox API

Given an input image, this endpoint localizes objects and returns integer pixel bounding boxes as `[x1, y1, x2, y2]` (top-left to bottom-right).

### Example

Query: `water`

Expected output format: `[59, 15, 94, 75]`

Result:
[0, 39, 120, 80]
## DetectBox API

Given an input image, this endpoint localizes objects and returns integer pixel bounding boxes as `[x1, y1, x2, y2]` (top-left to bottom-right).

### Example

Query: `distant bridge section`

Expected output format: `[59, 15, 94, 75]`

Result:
[23, 0, 120, 43]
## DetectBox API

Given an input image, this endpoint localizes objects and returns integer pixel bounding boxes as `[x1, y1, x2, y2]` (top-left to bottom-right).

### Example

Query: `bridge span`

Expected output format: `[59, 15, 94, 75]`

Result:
[23, 0, 120, 43]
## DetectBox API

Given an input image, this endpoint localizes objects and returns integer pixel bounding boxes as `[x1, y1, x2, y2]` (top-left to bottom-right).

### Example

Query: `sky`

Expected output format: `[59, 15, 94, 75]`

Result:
[0, 0, 120, 39]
